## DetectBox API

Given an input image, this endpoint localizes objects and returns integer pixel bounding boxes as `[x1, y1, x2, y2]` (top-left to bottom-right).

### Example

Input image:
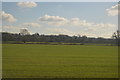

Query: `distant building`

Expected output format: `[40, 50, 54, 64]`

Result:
[20, 28, 30, 35]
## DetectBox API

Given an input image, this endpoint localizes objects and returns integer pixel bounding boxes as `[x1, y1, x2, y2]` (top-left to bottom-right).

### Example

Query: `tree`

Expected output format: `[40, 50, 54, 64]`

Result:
[112, 30, 120, 46]
[20, 28, 30, 35]
[20, 28, 30, 43]
[33, 33, 39, 36]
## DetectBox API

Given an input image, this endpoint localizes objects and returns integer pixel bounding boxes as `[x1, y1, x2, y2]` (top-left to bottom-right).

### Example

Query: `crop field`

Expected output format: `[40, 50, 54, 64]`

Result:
[2, 44, 118, 78]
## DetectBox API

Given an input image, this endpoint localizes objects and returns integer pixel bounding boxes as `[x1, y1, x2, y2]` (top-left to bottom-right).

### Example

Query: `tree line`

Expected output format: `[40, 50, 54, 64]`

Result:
[1, 32, 117, 45]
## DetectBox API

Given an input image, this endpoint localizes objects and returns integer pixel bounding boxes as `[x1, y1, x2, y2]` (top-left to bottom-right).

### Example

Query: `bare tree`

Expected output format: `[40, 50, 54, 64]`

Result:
[112, 30, 120, 46]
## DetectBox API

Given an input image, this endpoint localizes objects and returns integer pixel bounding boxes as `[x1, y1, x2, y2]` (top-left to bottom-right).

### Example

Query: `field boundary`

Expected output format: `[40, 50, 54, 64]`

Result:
[1, 78, 119, 80]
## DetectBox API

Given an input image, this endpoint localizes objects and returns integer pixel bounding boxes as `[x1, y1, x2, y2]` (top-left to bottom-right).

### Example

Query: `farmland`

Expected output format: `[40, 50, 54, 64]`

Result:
[2, 44, 118, 78]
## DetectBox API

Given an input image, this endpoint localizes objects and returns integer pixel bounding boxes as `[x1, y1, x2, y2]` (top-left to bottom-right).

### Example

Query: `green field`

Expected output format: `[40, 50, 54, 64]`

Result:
[2, 44, 118, 78]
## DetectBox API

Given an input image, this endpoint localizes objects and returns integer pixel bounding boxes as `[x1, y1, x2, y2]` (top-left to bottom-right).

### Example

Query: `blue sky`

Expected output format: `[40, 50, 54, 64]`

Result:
[1, 2, 118, 38]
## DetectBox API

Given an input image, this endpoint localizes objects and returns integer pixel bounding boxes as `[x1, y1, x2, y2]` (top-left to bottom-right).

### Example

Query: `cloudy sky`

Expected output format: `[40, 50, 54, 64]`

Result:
[1, 2, 119, 38]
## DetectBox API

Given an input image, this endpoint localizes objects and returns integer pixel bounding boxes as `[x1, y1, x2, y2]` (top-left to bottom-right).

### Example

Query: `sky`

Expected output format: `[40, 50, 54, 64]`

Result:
[1, 2, 119, 38]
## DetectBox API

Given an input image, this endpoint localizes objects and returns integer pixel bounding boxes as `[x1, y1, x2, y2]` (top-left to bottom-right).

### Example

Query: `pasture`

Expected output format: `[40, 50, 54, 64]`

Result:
[2, 44, 118, 78]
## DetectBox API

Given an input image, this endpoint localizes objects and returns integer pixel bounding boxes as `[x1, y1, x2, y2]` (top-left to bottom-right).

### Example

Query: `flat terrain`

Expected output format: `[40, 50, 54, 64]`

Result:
[2, 44, 118, 78]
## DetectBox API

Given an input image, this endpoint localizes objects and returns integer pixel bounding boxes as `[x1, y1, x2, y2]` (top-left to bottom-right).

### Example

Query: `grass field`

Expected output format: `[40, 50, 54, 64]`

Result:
[2, 44, 118, 78]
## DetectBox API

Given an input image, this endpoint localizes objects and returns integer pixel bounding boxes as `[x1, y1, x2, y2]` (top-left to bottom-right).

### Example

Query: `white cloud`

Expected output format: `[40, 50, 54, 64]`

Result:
[47, 27, 111, 37]
[39, 15, 117, 38]
[46, 26, 116, 38]
[39, 14, 68, 22]
[2, 25, 20, 33]
[2, 22, 43, 33]
[71, 18, 80, 21]
[38, 15, 116, 30]
[70, 18, 116, 29]
[17, 2, 37, 8]
[106, 4, 120, 16]
[23, 22, 41, 27]
[70, 18, 93, 27]
[46, 28, 76, 36]
[39, 15, 68, 27]
[0, 11, 16, 22]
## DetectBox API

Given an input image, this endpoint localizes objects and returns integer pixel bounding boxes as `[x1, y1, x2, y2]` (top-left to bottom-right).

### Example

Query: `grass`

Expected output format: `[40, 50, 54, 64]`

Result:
[2, 44, 118, 78]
